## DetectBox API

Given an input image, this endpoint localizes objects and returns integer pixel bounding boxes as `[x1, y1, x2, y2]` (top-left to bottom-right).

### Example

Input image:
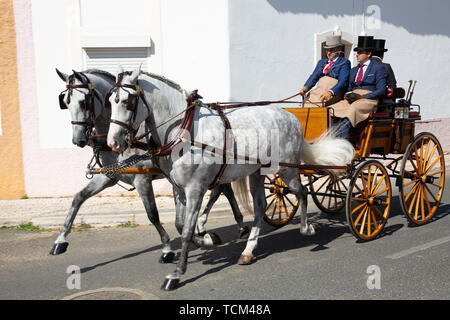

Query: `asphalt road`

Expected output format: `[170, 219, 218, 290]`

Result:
[1, 180, 449, 302]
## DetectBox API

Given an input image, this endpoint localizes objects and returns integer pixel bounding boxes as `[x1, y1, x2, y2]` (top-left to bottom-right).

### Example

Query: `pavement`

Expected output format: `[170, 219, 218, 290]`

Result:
[0, 192, 236, 229]
[1, 151, 449, 230]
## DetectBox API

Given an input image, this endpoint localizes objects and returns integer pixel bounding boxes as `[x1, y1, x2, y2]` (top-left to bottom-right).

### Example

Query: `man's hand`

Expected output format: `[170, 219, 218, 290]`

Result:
[320, 90, 333, 102]
[345, 92, 364, 104]
[299, 86, 309, 96]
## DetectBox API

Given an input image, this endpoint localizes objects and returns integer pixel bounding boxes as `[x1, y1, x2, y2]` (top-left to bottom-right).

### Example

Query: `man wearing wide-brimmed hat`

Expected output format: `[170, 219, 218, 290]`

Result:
[299, 35, 351, 107]
[329, 35, 387, 138]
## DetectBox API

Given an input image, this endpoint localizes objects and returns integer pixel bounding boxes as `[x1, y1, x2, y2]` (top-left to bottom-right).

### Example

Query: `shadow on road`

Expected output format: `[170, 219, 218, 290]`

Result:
[79, 195, 448, 287]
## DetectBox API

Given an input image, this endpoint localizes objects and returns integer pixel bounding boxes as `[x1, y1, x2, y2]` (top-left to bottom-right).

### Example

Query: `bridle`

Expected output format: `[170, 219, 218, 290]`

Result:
[59, 72, 102, 137]
[107, 72, 151, 141]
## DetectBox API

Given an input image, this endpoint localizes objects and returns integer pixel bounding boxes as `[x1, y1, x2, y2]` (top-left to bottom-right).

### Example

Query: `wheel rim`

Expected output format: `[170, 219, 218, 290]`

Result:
[400, 133, 445, 225]
[264, 175, 299, 226]
[309, 172, 347, 213]
[346, 161, 391, 241]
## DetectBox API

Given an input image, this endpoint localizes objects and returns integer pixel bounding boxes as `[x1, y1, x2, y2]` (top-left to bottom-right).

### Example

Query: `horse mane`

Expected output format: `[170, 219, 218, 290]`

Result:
[140, 71, 185, 94]
[82, 69, 116, 82]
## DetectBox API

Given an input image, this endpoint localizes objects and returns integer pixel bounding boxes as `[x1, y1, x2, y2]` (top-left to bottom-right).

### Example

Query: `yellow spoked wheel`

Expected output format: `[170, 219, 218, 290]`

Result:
[308, 171, 347, 214]
[264, 174, 299, 227]
[346, 160, 392, 241]
[399, 132, 446, 225]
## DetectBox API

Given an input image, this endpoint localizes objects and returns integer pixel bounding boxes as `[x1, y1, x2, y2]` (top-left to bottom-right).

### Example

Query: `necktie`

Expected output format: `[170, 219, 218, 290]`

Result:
[323, 61, 334, 75]
[356, 64, 365, 85]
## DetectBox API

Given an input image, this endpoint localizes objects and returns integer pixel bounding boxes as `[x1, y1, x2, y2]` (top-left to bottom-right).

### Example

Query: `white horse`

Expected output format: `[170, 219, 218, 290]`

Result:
[52, 68, 247, 263]
[107, 66, 355, 290]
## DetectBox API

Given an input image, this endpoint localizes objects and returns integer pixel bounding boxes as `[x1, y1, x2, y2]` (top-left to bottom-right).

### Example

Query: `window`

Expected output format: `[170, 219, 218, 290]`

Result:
[83, 47, 150, 74]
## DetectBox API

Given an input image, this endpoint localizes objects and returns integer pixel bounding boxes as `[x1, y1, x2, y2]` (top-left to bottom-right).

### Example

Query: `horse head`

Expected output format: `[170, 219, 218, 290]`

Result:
[107, 64, 149, 153]
[56, 68, 106, 148]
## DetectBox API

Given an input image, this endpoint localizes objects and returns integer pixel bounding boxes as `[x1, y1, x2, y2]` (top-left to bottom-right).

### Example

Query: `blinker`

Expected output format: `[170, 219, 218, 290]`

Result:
[59, 93, 68, 110]
[126, 93, 138, 111]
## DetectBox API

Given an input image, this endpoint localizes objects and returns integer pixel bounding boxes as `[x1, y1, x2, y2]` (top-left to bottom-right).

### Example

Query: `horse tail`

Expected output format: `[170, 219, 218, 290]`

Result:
[231, 177, 253, 215]
[300, 129, 355, 174]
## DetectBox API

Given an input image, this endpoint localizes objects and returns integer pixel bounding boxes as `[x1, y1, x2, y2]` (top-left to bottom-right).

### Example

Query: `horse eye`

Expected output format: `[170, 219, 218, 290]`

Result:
[79, 100, 86, 109]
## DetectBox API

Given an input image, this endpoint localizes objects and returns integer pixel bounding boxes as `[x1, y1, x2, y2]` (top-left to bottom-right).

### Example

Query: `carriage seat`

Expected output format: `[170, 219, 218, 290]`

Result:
[373, 87, 406, 118]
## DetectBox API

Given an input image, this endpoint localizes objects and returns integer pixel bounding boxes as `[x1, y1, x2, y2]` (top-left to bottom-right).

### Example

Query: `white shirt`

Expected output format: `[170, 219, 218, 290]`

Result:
[355, 59, 371, 82]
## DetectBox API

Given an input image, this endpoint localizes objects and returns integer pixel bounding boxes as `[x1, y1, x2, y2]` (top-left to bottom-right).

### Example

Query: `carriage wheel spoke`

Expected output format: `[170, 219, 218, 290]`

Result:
[354, 205, 367, 226]
[372, 205, 387, 222]
[352, 201, 367, 214]
[316, 176, 332, 193]
[414, 186, 422, 221]
[427, 169, 444, 176]
[373, 187, 389, 198]
[265, 196, 276, 213]
[408, 183, 421, 214]
[370, 167, 381, 193]
[408, 153, 420, 174]
[359, 207, 368, 235]
[370, 208, 379, 230]
[424, 155, 442, 175]
[424, 143, 437, 169]
[423, 183, 439, 203]
[422, 185, 433, 213]
[404, 181, 420, 202]
[281, 196, 290, 220]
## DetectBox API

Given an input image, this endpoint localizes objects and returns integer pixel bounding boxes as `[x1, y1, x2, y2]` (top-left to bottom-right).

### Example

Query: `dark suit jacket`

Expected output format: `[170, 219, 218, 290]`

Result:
[304, 56, 351, 96]
[348, 60, 387, 100]
[371, 56, 397, 88]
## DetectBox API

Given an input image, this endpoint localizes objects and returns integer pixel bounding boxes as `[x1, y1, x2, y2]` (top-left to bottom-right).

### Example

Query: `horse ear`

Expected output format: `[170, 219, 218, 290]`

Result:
[72, 70, 86, 83]
[56, 68, 69, 82]
[115, 64, 124, 80]
[129, 63, 141, 84]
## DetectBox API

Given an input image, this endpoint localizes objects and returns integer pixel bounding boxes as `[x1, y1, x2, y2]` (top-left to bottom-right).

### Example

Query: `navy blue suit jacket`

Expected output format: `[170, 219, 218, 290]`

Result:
[348, 61, 387, 100]
[304, 56, 351, 96]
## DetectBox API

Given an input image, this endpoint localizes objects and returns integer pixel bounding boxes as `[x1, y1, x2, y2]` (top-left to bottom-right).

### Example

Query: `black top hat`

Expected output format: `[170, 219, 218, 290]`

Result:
[373, 39, 388, 53]
[353, 36, 374, 52]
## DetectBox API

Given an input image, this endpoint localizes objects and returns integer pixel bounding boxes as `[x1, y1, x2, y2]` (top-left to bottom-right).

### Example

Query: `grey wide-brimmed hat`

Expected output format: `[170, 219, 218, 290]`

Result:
[323, 35, 344, 49]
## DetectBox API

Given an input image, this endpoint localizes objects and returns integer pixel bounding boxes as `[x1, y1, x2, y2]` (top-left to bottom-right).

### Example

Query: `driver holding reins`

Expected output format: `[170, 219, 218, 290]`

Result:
[299, 35, 351, 107]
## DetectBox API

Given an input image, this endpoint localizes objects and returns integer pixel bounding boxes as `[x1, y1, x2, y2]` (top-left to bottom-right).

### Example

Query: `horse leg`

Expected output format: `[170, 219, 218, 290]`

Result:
[134, 175, 174, 263]
[50, 175, 117, 255]
[279, 169, 315, 236]
[173, 185, 186, 235]
[222, 183, 249, 239]
[194, 184, 224, 246]
[162, 187, 206, 291]
[237, 172, 265, 265]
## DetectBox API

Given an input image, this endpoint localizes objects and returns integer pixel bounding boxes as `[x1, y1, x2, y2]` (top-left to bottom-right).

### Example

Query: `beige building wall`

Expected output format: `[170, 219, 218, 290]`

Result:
[0, 0, 25, 199]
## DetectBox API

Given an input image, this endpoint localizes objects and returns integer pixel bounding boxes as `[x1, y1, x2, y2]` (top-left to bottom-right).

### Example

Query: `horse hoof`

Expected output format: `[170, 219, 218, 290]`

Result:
[207, 232, 222, 245]
[159, 252, 175, 264]
[161, 277, 180, 291]
[300, 224, 316, 236]
[49, 242, 68, 255]
[238, 226, 250, 239]
[237, 254, 254, 265]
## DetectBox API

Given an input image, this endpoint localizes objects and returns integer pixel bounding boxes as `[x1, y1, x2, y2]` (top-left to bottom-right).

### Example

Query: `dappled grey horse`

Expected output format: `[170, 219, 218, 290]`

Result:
[51, 68, 247, 262]
[107, 66, 355, 290]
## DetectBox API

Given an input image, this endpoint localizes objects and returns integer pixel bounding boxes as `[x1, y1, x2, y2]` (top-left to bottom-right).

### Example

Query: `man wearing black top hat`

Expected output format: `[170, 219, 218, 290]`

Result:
[372, 39, 397, 89]
[329, 36, 387, 138]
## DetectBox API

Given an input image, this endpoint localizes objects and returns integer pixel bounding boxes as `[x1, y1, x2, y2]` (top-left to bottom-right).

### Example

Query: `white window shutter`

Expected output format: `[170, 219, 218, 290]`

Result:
[84, 47, 149, 74]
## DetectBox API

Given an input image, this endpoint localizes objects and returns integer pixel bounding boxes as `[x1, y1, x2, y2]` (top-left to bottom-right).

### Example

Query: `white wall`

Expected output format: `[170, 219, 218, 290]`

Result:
[160, 0, 230, 102]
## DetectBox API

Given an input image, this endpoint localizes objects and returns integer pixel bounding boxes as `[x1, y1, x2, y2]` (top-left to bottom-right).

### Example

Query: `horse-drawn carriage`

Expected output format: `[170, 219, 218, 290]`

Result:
[56, 67, 445, 290]
[263, 82, 446, 241]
